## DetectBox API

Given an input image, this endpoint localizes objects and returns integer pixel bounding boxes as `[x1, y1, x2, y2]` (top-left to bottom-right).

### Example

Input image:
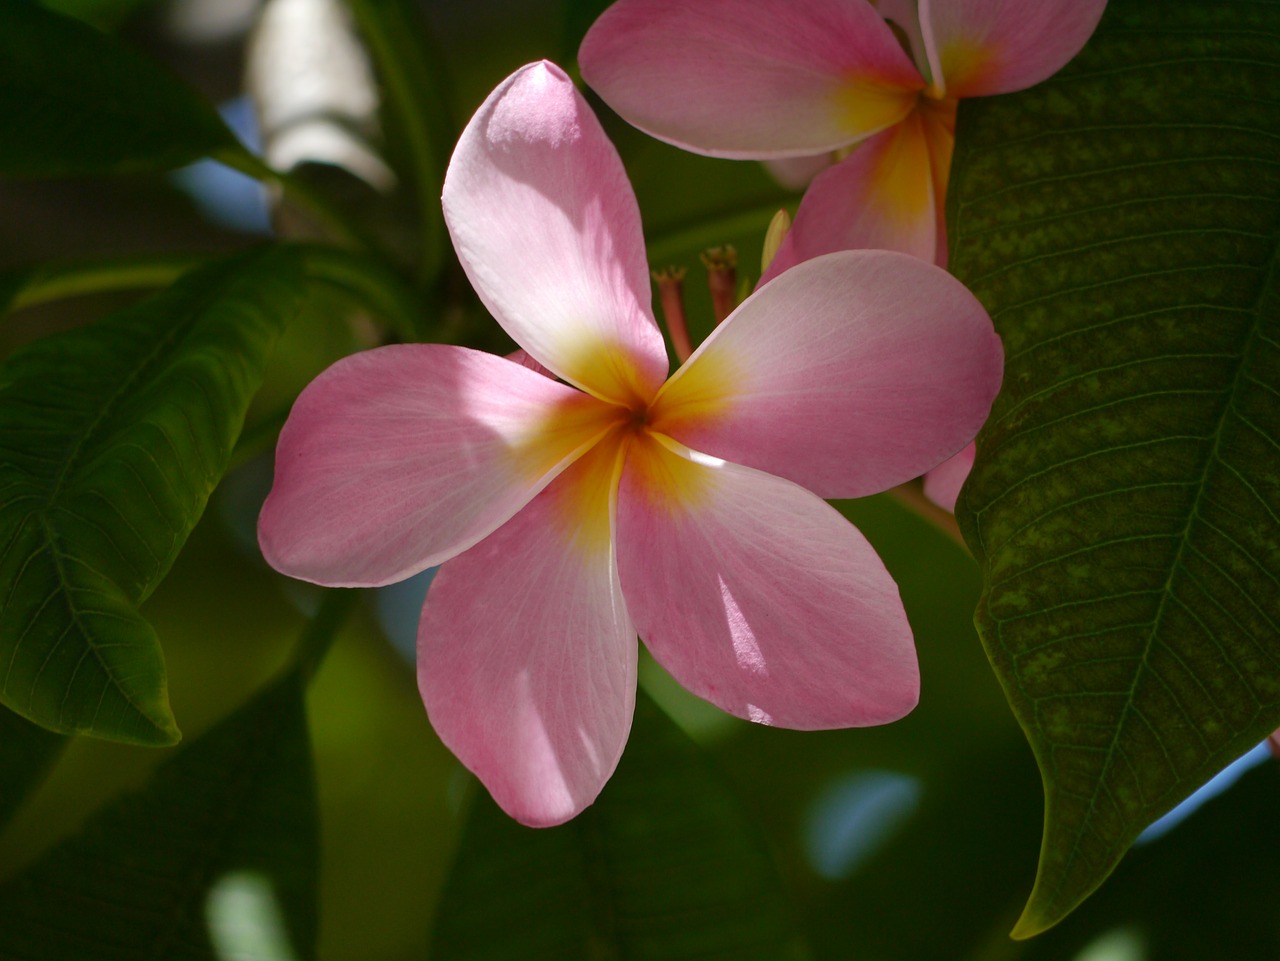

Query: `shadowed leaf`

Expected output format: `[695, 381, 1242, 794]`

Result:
[431, 692, 806, 961]
[0, 667, 318, 960]
[1019, 758, 1280, 961]
[950, 0, 1280, 936]
[40, 0, 162, 29]
[0, 2, 241, 176]
[0, 248, 308, 744]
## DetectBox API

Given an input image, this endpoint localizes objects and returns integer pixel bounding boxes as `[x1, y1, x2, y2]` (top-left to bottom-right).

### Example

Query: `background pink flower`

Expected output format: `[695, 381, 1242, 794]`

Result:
[581, 0, 1108, 273]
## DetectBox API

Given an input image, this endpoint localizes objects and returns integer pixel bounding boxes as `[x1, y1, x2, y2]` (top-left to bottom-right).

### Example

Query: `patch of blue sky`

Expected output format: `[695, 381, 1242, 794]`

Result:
[170, 97, 271, 234]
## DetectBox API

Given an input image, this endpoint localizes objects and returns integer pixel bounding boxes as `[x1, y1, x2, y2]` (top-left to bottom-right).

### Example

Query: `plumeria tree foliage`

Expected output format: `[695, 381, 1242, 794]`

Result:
[0, 0, 1277, 959]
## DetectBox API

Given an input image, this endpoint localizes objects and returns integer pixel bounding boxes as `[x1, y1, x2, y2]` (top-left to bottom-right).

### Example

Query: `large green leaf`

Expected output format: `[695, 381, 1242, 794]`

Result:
[949, 0, 1280, 936]
[0, 2, 242, 176]
[430, 692, 806, 961]
[0, 247, 308, 744]
[0, 665, 319, 961]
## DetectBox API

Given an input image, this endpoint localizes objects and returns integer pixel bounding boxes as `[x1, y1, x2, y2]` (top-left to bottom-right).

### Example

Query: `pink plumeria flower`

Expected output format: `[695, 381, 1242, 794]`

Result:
[258, 62, 1003, 826]
[580, 0, 1107, 275]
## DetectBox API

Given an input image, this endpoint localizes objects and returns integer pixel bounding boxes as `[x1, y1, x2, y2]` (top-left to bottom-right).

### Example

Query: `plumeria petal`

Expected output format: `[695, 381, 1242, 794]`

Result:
[923, 441, 976, 513]
[443, 60, 668, 407]
[505, 347, 555, 378]
[874, 0, 931, 84]
[259, 345, 619, 587]
[651, 250, 1003, 500]
[419, 439, 635, 827]
[617, 434, 918, 728]
[921, 97, 956, 266]
[760, 113, 941, 282]
[918, 0, 1109, 99]
[580, 0, 923, 159]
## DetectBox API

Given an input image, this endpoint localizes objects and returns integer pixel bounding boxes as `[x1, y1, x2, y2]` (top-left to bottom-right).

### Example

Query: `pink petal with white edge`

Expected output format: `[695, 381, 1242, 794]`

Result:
[617, 434, 918, 729]
[652, 250, 1004, 500]
[259, 345, 618, 587]
[918, 0, 1108, 99]
[419, 440, 635, 827]
[443, 61, 668, 407]
[923, 441, 976, 513]
[760, 115, 940, 283]
[580, 0, 922, 159]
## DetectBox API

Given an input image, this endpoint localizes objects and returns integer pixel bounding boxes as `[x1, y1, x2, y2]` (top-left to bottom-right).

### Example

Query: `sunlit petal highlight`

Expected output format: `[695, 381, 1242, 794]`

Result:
[443, 61, 668, 406]
[259, 346, 620, 587]
[617, 435, 919, 728]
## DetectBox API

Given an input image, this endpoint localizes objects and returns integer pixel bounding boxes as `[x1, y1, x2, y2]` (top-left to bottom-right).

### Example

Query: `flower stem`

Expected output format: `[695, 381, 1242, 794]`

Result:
[700, 245, 738, 326]
[652, 266, 693, 363]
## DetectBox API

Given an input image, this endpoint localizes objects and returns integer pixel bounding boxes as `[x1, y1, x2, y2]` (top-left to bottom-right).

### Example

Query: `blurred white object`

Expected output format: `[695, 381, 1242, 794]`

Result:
[167, 0, 262, 43]
[245, 0, 395, 191]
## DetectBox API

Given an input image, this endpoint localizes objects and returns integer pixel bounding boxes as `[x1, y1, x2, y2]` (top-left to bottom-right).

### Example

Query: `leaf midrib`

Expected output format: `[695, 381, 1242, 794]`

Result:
[37, 287, 218, 515]
[36, 513, 155, 732]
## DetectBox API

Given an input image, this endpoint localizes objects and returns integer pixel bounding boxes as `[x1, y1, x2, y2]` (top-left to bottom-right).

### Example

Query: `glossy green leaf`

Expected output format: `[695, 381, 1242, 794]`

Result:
[430, 692, 806, 961]
[949, 0, 1280, 936]
[0, 666, 319, 961]
[0, 2, 242, 176]
[0, 247, 308, 744]
[0, 705, 65, 829]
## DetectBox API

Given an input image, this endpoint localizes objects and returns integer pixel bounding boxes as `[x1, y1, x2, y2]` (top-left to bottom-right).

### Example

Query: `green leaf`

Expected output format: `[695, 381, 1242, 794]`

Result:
[0, 666, 319, 961]
[1020, 759, 1280, 961]
[0, 247, 308, 744]
[0, 2, 242, 176]
[0, 705, 65, 829]
[40, 0, 161, 30]
[949, 0, 1280, 936]
[0, 254, 207, 319]
[343, 0, 456, 280]
[430, 692, 807, 961]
